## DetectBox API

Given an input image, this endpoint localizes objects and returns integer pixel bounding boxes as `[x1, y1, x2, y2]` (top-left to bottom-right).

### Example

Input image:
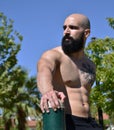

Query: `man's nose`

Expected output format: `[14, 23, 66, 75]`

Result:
[64, 27, 70, 35]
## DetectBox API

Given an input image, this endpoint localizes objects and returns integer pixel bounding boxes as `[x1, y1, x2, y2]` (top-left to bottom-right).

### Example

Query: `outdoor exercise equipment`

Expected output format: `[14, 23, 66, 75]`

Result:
[43, 101, 66, 130]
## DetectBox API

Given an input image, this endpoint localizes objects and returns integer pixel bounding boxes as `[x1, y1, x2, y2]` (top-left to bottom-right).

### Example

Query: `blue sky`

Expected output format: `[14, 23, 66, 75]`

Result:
[0, 0, 114, 76]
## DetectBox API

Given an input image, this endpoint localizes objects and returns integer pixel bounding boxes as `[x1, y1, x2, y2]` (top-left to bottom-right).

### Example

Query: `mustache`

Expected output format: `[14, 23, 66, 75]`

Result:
[62, 35, 73, 41]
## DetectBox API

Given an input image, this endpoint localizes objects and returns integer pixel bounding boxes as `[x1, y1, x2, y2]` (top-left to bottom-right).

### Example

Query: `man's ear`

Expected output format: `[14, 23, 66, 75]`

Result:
[84, 29, 90, 38]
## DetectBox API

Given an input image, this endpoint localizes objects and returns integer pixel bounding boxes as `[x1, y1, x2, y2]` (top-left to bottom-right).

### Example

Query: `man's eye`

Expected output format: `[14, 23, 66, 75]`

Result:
[69, 26, 78, 30]
[63, 26, 66, 30]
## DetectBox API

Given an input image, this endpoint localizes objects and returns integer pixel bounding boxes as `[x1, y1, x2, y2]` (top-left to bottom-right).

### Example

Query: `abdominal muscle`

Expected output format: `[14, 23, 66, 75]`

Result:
[64, 86, 90, 117]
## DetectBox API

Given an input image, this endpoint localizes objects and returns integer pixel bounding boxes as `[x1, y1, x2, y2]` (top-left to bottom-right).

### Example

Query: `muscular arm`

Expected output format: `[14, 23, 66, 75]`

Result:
[37, 50, 65, 112]
[37, 51, 56, 94]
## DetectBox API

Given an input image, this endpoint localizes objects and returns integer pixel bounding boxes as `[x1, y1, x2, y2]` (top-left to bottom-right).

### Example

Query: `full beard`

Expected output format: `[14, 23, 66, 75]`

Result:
[61, 33, 84, 55]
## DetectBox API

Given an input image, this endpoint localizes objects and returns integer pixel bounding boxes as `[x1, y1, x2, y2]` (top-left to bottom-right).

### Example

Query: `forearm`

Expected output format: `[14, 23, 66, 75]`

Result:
[37, 52, 65, 112]
[37, 68, 66, 112]
[37, 68, 54, 95]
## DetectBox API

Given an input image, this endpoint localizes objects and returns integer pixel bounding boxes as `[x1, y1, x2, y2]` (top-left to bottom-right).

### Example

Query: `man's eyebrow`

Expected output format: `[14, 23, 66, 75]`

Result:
[69, 25, 79, 29]
[63, 25, 79, 29]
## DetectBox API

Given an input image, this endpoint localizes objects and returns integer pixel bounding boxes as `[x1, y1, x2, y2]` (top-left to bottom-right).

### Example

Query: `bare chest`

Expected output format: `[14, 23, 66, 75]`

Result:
[60, 60, 95, 87]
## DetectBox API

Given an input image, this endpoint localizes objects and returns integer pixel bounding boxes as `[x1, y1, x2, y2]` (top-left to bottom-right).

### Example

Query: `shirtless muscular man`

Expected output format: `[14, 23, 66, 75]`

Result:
[37, 13, 102, 130]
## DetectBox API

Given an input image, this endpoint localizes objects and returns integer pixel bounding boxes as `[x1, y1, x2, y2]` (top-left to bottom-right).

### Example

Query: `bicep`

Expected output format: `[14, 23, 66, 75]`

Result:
[37, 51, 59, 93]
[37, 54, 56, 74]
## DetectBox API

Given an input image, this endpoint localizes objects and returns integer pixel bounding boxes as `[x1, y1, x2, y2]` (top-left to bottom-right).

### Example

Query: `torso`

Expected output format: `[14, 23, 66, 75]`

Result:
[52, 47, 96, 117]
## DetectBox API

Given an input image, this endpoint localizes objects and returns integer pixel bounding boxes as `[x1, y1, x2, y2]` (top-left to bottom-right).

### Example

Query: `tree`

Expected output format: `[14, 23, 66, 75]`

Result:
[85, 36, 114, 127]
[1, 66, 41, 130]
[106, 18, 114, 29]
[0, 12, 22, 101]
[0, 12, 41, 130]
[0, 12, 22, 129]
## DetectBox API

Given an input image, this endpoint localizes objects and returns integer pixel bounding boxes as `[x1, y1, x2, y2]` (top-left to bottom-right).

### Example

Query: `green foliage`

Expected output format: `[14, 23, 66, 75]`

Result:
[86, 37, 114, 116]
[0, 12, 22, 67]
[106, 18, 114, 29]
[0, 12, 22, 91]
[0, 12, 41, 129]
[0, 12, 23, 113]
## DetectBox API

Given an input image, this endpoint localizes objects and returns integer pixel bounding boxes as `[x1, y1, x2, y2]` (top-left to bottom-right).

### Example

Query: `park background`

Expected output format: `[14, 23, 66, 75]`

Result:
[0, 0, 114, 76]
[0, 0, 114, 130]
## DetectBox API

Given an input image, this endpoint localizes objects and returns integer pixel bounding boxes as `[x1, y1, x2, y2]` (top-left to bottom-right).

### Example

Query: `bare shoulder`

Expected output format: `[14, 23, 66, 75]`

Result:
[82, 56, 96, 74]
[86, 56, 95, 66]
[41, 46, 62, 59]
[38, 46, 63, 66]
[87, 57, 96, 70]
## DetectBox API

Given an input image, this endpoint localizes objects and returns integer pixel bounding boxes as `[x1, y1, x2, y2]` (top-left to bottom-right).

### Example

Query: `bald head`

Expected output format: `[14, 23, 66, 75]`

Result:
[62, 13, 91, 54]
[65, 14, 90, 29]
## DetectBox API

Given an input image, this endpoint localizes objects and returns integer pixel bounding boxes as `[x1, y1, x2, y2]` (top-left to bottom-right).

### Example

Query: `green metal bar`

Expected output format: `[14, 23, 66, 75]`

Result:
[43, 108, 66, 130]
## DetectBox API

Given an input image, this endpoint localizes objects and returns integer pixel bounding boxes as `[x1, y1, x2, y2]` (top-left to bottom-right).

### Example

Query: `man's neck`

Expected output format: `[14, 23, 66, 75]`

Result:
[68, 49, 85, 60]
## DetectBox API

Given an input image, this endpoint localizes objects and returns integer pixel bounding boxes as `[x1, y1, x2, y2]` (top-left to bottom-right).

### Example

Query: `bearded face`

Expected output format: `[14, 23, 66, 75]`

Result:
[61, 32, 85, 55]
